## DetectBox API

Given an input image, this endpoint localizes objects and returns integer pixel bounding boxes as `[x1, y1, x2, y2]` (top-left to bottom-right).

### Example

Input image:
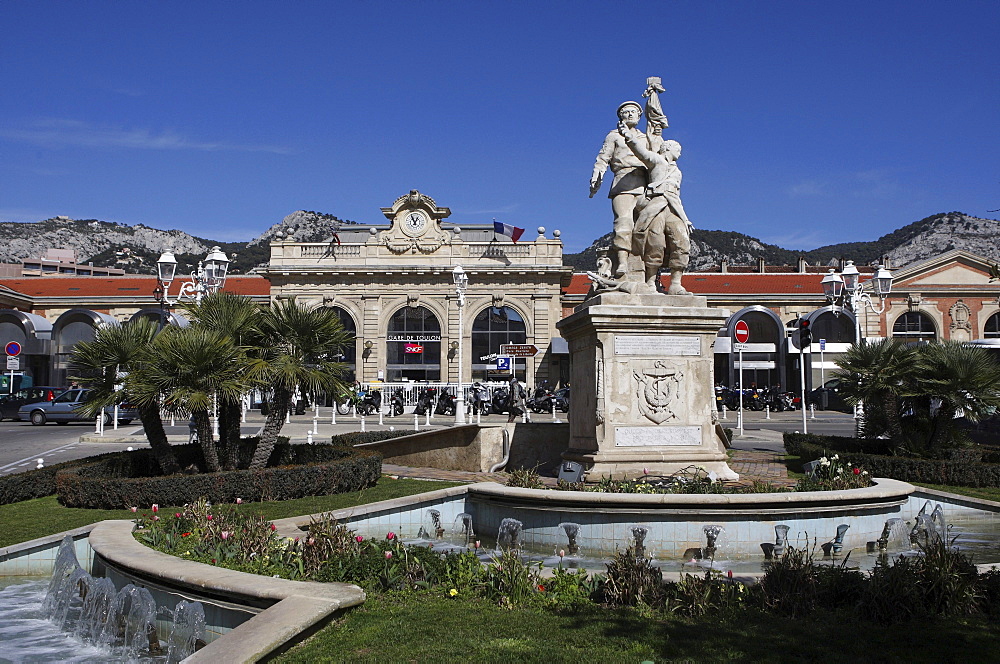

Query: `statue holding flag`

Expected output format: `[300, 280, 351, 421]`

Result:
[589, 76, 693, 296]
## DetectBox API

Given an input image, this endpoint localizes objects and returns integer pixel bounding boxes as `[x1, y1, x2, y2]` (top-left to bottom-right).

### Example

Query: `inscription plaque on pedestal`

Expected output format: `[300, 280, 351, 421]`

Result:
[614, 335, 701, 356]
[615, 426, 701, 447]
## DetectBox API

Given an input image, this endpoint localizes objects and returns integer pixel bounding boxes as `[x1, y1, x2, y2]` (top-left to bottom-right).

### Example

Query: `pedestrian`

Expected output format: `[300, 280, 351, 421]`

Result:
[506, 374, 529, 423]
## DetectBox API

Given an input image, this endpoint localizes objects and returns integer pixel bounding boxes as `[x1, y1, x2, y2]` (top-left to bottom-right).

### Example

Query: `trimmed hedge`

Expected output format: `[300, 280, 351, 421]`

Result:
[0, 451, 127, 507]
[55, 442, 383, 509]
[785, 433, 1000, 488]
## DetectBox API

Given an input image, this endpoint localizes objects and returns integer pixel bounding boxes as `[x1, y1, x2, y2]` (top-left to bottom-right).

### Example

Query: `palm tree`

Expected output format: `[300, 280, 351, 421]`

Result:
[248, 299, 353, 469]
[911, 341, 1000, 454]
[68, 317, 181, 475]
[183, 292, 265, 469]
[132, 326, 252, 473]
[832, 339, 917, 448]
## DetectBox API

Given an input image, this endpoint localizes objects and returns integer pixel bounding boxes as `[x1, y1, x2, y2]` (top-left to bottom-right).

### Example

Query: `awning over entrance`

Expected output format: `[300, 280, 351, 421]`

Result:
[550, 336, 569, 355]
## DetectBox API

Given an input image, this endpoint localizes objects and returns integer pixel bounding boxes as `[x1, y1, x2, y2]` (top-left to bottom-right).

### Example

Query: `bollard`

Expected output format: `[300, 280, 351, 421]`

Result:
[95, 414, 101, 434]
[285, 411, 290, 424]
[307, 432, 313, 445]
[765, 405, 770, 420]
[721, 404, 727, 420]
[379, 410, 384, 426]
[522, 409, 528, 424]
[113, 405, 119, 431]
[476, 409, 481, 426]
[414, 414, 419, 431]
[331, 407, 337, 425]
[312, 417, 319, 435]
[810, 404, 816, 419]
[425, 410, 431, 427]
[170, 413, 175, 427]
[552, 402, 562, 424]
[360, 416, 366, 432]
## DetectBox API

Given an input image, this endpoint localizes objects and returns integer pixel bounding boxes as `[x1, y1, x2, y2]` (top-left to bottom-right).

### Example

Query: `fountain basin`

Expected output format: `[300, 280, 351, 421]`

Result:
[0, 521, 366, 662]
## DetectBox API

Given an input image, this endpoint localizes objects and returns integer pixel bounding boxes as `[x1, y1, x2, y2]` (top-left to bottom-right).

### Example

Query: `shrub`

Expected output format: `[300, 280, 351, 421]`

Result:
[505, 467, 544, 489]
[786, 433, 1000, 488]
[601, 546, 664, 608]
[480, 549, 543, 608]
[754, 543, 822, 617]
[0, 450, 130, 506]
[55, 442, 381, 509]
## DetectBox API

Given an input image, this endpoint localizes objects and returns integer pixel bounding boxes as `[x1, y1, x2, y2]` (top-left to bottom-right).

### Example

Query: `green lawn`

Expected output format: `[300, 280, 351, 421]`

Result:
[277, 593, 1000, 663]
[911, 483, 1000, 503]
[0, 478, 463, 549]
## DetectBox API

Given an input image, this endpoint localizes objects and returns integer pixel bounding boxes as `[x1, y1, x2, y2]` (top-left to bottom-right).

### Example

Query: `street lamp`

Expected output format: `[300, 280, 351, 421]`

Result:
[452, 265, 468, 425]
[155, 246, 231, 314]
[822, 260, 893, 343]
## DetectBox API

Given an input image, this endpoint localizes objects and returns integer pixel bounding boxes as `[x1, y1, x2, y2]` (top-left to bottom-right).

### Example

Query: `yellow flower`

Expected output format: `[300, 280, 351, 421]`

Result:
[449, 588, 458, 597]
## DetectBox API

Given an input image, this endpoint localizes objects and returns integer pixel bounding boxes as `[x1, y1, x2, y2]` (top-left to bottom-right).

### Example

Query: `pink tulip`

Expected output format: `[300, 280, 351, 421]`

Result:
[559, 549, 565, 558]
[220, 531, 231, 540]
[129, 506, 138, 513]
[236, 498, 243, 504]
[474, 540, 480, 550]
[152, 515, 160, 521]
[384, 551, 393, 560]
[386, 531, 396, 541]
[207, 515, 213, 521]
[175, 513, 181, 518]
[151, 504, 159, 513]
[355, 535, 364, 543]
[307, 537, 315, 545]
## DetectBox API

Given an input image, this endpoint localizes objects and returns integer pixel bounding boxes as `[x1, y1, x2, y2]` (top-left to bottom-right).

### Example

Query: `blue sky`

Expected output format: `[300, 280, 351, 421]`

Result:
[2, 1, 997, 253]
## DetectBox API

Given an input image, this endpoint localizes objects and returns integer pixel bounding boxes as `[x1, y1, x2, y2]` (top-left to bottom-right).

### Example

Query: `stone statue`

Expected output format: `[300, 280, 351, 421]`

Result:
[590, 100, 649, 279]
[589, 76, 693, 295]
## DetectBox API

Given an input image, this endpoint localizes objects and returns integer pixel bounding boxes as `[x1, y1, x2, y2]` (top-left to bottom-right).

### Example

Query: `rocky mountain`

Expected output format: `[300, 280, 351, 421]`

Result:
[562, 212, 1000, 272]
[0, 211, 997, 276]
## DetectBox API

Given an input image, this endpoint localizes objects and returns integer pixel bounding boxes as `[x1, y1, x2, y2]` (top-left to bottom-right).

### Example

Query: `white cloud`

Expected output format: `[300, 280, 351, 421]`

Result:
[787, 180, 828, 197]
[0, 119, 296, 154]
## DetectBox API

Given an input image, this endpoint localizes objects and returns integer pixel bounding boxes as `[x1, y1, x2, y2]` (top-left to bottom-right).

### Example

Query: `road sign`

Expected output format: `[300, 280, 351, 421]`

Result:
[496, 356, 513, 372]
[734, 320, 750, 344]
[819, 338, 827, 351]
[733, 343, 749, 352]
[499, 344, 538, 357]
[4, 341, 21, 357]
[6, 357, 19, 370]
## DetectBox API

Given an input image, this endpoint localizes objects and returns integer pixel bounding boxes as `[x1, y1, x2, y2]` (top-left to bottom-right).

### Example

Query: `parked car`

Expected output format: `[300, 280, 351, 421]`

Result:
[0, 386, 64, 421]
[809, 378, 851, 412]
[18, 388, 139, 426]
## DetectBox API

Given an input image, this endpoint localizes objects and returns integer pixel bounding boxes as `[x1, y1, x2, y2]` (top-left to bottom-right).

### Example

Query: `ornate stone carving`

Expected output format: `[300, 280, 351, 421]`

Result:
[407, 294, 420, 308]
[632, 360, 682, 424]
[492, 293, 505, 308]
[907, 293, 922, 310]
[949, 300, 972, 332]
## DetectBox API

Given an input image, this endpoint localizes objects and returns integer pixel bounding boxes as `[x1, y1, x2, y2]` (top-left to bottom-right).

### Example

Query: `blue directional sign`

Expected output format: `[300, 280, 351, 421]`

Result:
[819, 339, 827, 351]
[496, 356, 512, 372]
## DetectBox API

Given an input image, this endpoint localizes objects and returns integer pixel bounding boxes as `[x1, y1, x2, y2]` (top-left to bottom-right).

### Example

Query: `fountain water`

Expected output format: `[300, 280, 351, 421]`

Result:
[40, 536, 206, 661]
[559, 522, 581, 557]
[497, 518, 523, 551]
[770, 524, 790, 559]
[877, 517, 910, 552]
[629, 524, 649, 559]
[453, 512, 475, 545]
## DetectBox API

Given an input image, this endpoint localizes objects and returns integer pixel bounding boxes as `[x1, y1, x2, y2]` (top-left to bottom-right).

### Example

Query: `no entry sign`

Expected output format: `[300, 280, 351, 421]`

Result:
[734, 320, 750, 344]
[4, 341, 21, 357]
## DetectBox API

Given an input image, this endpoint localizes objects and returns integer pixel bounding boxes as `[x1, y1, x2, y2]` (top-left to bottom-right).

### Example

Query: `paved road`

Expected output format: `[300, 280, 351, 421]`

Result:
[0, 420, 141, 475]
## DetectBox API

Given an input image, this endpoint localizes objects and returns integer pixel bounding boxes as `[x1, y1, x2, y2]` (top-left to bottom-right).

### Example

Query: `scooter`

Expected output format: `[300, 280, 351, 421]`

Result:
[389, 389, 405, 416]
[357, 389, 382, 417]
[468, 384, 491, 416]
[413, 388, 437, 416]
[435, 390, 457, 416]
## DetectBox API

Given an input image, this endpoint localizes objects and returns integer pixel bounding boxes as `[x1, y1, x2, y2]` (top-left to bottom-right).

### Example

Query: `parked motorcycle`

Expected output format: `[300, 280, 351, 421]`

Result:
[491, 386, 513, 416]
[468, 383, 491, 416]
[528, 386, 556, 414]
[434, 390, 457, 416]
[413, 388, 437, 416]
[357, 389, 382, 417]
[389, 389, 405, 416]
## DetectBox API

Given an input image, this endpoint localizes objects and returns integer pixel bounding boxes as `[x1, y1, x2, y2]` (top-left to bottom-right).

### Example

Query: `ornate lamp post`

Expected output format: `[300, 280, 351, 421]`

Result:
[821, 260, 894, 343]
[155, 246, 231, 316]
[452, 265, 468, 425]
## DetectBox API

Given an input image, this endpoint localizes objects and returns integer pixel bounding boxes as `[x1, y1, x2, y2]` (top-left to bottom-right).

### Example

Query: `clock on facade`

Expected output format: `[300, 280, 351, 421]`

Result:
[401, 211, 428, 236]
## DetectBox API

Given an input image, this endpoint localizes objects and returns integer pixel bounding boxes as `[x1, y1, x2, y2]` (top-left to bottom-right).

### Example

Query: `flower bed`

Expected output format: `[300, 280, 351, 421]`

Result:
[786, 433, 1000, 488]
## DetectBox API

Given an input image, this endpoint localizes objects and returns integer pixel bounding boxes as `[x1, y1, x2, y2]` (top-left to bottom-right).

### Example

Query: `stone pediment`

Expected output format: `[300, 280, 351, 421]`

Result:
[378, 190, 453, 254]
[897, 263, 994, 287]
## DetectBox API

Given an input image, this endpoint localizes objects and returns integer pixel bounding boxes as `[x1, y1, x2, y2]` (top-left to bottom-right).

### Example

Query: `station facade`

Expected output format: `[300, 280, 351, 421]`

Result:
[1, 190, 998, 394]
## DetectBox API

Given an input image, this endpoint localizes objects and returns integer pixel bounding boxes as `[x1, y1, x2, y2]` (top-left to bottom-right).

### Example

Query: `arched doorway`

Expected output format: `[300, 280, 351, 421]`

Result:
[472, 306, 528, 382]
[718, 306, 786, 391]
[326, 306, 358, 382]
[0, 310, 53, 388]
[386, 306, 441, 381]
[51, 309, 118, 386]
[892, 311, 936, 344]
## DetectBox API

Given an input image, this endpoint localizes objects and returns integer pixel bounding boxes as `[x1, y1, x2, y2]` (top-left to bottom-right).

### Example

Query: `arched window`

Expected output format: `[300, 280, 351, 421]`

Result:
[472, 306, 527, 381]
[386, 306, 441, 381]
[892, 311, 936, 343]
[985, 312, 1000, 339]
[326, 307, 357, 381]
[809, 310, 856, 344]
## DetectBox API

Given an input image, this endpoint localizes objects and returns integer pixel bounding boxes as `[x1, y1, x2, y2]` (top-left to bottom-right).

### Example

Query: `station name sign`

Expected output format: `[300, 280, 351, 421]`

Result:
[387, 334, 441, 342]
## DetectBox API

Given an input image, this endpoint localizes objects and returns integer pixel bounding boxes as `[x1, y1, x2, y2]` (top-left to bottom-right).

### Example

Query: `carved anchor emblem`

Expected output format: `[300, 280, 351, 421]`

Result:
[633, 361, 682, 424]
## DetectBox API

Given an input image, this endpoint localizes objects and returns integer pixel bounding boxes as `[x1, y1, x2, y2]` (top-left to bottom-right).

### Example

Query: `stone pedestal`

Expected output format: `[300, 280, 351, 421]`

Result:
[557, 292, 737, 481]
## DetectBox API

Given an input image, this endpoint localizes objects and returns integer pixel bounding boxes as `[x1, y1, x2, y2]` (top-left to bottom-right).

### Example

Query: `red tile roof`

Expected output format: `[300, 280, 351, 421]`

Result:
[0, 275, 271, 298]
[563, 272, 824, 295]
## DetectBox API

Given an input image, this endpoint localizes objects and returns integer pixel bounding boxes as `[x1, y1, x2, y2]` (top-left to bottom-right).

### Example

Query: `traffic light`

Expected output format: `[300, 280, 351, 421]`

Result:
[798, 318, 813, 348]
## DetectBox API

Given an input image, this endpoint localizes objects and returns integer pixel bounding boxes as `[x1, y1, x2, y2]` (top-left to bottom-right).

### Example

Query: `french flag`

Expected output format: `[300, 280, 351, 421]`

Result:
[493, 221, 525, 243]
